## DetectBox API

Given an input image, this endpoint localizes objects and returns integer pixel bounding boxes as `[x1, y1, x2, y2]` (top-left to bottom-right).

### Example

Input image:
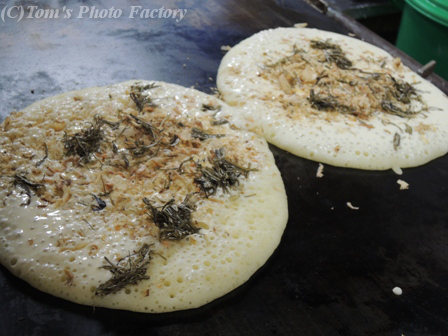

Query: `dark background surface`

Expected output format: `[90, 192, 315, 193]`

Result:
[1, 0, 448, 335]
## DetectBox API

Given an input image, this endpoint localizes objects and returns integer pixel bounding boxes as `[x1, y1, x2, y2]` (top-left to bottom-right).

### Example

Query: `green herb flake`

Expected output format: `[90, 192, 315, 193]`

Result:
[129, 114, 160, 139]
[91, 194, 107, 212]
[191, 128, 226, 141]
[143, 195, 198, 241]
[310, 40, 353, 69]
[130, 83, 159, 112]
[309, 89, 338, 111]
[405, 124, 413, 135]
[310, 39, 340, 50]
[63, 117, 105, 162]
[126, 139, 160, 158]
[211, 119, 229, 126]
[381, 101, 420, 118]
[393, 132, 401, 150]
[35, 143, 48, 167]
[13, 174, 45, 205]
[194, 148, 256, 197]
[201, 104, 222, 112]
[390, 77, 419, 104]
[95, 244, 153, 297]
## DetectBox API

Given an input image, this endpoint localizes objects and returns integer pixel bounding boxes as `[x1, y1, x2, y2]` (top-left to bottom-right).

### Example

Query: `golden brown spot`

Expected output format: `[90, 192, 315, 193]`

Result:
[415, 122, 435, 135]
[50, 121, 66, 132]
[89, 244, 99, 256]
[64, 269, 74, 285]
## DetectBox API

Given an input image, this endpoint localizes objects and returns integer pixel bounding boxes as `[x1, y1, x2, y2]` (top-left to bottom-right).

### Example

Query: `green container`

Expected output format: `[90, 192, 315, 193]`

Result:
[395, 0, 448, 80]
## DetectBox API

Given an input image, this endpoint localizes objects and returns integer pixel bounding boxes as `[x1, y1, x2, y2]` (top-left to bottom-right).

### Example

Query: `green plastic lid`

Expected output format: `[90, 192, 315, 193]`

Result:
[406, 0, 448, 27]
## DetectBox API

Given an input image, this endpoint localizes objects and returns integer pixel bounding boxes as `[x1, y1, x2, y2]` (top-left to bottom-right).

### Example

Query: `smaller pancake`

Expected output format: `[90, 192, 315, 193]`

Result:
[217, 27, 448, 171]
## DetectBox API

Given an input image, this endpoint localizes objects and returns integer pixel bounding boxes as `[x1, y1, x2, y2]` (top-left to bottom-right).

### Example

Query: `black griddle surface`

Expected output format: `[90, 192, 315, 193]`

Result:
[1, 1, 448, 335]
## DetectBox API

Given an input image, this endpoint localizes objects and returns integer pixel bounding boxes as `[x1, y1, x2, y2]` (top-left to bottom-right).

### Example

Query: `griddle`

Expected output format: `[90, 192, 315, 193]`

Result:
[1, 1, 448, 335]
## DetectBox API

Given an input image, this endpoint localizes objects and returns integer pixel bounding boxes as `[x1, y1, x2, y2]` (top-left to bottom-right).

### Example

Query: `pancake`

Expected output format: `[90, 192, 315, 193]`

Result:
[217, 27, 448, 171]
[0, 80, 288, 313]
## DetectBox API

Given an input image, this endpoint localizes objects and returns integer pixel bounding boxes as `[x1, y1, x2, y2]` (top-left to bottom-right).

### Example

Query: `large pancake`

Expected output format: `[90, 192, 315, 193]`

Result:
[0, 80, 288, 313]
